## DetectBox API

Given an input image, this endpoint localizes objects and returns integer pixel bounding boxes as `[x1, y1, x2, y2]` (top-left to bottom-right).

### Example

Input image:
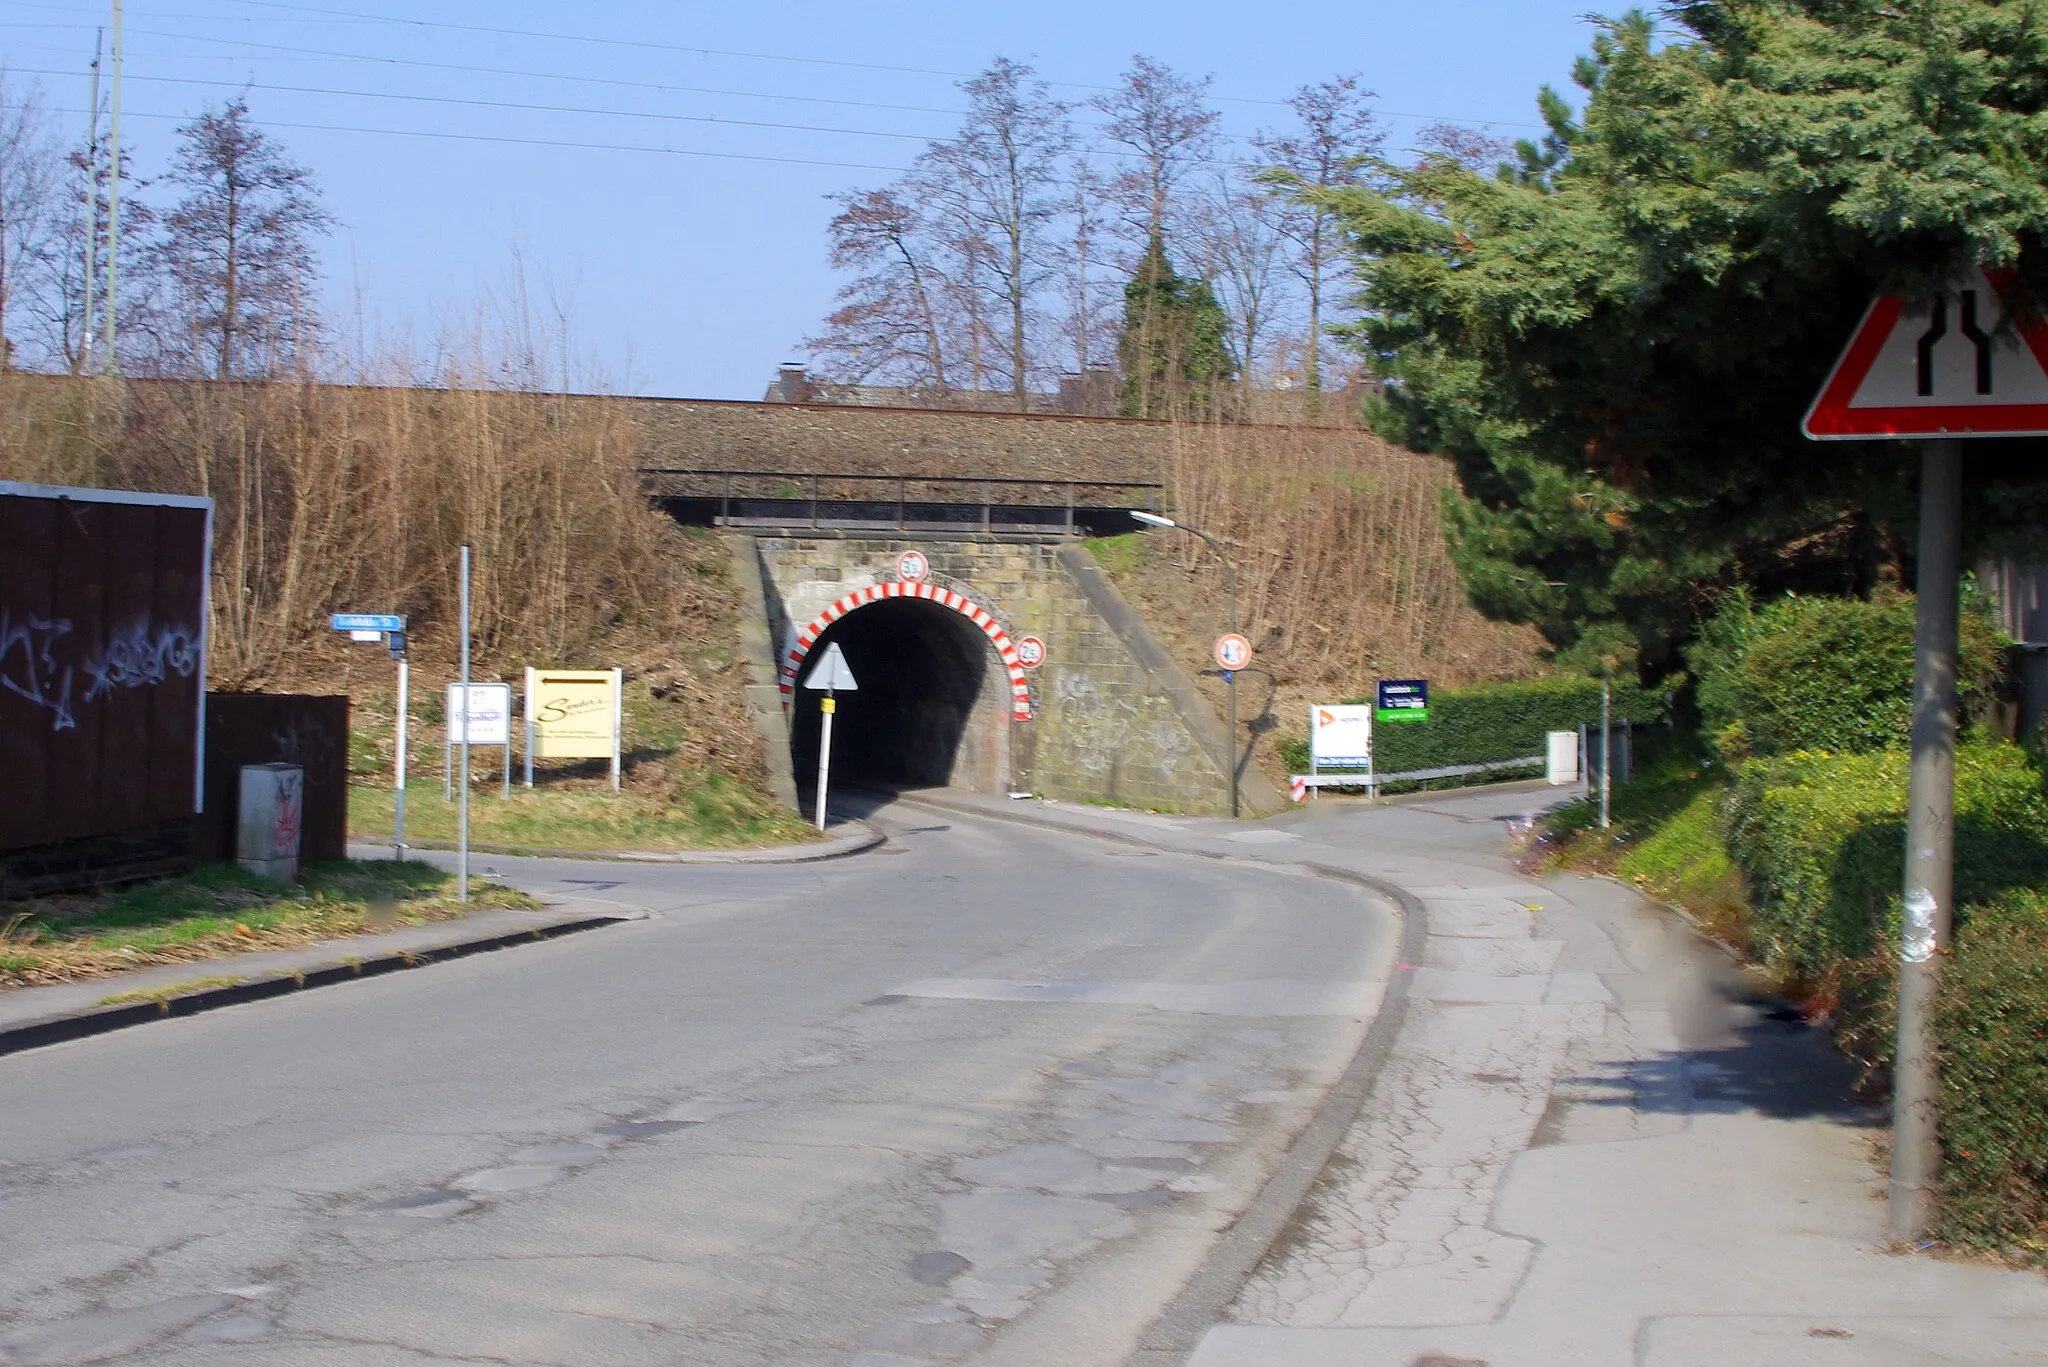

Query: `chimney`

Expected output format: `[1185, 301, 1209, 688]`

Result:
[771, 362, 812, 403]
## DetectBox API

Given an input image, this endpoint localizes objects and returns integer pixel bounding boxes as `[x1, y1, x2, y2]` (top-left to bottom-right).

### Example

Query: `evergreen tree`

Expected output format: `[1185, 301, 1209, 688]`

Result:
[1117, 233, 1233, 417]
[1332, 3, 2048, 676]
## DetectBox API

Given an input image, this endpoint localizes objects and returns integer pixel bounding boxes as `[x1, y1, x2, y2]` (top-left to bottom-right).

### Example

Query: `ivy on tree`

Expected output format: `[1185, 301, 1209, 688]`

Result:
[1118, 233, 1233, 417]
[1330, 2, 2048, 676]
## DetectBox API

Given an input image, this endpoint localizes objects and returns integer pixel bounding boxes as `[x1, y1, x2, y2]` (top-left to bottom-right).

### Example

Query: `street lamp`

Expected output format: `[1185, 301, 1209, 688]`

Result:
[1131, 510, 1242, 817]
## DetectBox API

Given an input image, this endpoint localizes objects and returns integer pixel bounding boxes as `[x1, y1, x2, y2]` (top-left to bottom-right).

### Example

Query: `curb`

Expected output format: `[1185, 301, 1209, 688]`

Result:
[886, 790, 1431, 1365]
[349, 820, 884, 866]
[0, 914, 633, 1060]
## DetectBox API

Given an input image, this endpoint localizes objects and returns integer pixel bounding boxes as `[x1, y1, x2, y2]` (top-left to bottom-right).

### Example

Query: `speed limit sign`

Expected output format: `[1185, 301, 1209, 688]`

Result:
[1213, 633, 1253, 671]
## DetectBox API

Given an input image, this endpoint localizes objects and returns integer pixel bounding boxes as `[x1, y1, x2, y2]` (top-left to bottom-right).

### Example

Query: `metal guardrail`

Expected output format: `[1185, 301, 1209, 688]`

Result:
[637, 467, 1163, 534]
[1293, 754, 1546, 797]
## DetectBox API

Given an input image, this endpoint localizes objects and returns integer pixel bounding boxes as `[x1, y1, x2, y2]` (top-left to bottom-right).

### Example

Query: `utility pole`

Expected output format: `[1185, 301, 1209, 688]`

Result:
[103, 0, 122, 372]
[1889, 436, 1963, 1240]
[82, 30, 102, 373]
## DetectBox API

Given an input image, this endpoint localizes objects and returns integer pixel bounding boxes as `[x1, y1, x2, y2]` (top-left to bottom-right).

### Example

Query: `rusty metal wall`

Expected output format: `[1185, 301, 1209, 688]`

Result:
[0, 484, 212, 858]
[198, 695, 351, 864]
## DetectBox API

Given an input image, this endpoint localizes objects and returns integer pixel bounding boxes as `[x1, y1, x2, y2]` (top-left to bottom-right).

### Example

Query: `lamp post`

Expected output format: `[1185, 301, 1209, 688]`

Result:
[1132, 510, 1241, 817]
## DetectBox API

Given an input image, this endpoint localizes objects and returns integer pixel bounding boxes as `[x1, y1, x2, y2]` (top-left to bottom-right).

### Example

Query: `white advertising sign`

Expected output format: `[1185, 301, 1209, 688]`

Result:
[446, 682, 512, 746]
[1311, 704, 1374, 768]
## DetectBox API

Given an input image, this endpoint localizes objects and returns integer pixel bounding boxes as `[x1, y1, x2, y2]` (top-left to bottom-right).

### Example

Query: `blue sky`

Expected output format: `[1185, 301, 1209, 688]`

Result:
[5, 1, 1603, 397]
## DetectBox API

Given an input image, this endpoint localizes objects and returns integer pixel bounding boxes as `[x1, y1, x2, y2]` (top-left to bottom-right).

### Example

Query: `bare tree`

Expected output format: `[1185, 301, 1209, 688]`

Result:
[1413, 120, 1512, 172]
[152, 98, 332, 379]
[1189, 166, 1289, 387]
[1091, 56, 1220, 251]
[1255, 76, 1383, 394]
[0, 73, 63, 371]
[1060, 156, 1116, 379]
[923, 58, 1072, 409]
[804, 187, 951, 388]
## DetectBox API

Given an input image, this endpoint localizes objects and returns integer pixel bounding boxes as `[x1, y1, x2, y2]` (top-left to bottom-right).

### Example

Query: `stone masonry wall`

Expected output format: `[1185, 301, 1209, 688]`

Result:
[749, 536, 1276, 816]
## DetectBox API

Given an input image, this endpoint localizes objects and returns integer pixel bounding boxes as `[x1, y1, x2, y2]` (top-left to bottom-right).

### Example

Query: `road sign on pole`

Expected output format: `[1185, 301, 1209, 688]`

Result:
[1804, 271, 1995, 1242]
[1804, 266, 2048, 439]
[1213, 633, 1252, 672]
[331, 613, 409, 858]
[802, 642, 859, 830]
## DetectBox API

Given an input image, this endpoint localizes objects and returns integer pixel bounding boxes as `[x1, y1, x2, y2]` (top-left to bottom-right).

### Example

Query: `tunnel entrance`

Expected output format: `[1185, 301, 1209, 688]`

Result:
[788, 596, 1013, 792]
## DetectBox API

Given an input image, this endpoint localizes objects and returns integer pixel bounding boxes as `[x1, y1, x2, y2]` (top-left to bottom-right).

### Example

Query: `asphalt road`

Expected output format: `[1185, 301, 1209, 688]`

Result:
[0, 803, 1396, 1367]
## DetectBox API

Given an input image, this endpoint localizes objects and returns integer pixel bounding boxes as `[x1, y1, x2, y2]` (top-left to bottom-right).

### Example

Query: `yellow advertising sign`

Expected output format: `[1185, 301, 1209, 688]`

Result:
[526, 668, 620, 759]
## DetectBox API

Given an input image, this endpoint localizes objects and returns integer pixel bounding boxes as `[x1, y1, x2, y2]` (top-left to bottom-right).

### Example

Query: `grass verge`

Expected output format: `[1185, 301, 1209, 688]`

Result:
[1536, 741, 1751, 953]
[350, 771, 819, 854]
[1, 861, 536, 992]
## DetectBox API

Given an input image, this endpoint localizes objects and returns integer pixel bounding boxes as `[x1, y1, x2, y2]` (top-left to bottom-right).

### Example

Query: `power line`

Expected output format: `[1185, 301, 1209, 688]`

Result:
[43, 102, 913, 174]
[3, 13, 1542, 132]
[12, 65, 946, 146]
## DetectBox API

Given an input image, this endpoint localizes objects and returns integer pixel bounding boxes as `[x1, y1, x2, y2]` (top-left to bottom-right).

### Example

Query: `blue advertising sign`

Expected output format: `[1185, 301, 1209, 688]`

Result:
[1377, 678, 1429, 723]
[330, 613, 405, 633]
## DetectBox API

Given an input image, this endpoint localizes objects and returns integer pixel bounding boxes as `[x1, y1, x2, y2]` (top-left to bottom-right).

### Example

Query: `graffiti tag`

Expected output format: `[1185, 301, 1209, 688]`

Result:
[0, 612, 79, 731]
[0, 612, 201, 733]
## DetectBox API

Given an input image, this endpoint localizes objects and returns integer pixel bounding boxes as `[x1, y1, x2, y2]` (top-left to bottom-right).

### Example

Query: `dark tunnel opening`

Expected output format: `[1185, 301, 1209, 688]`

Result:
[789, 598, 999, 791]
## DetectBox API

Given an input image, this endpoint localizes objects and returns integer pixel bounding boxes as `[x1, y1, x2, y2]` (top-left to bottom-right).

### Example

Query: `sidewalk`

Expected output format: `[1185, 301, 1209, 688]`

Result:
[0, 900, 639, 1058]
[894, 788, 2048, 1366]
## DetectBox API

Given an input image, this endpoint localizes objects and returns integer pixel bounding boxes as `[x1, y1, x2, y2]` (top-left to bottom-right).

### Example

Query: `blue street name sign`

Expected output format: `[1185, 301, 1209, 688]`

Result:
[1377, 678, 1429, 723]
[330, 613, 405, 633]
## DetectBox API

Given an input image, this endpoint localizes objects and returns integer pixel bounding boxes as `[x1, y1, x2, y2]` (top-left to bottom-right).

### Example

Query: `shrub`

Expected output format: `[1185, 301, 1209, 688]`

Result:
[1728, 746, 2048, 976]
[1687, 589, 2004, 760]
[1277, 675, 1668, 777]
[1934, 889, 2048, 1260]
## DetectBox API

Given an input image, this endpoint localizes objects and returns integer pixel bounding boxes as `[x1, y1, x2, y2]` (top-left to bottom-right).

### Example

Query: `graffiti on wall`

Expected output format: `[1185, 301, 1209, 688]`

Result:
[0, 612, 202, 733]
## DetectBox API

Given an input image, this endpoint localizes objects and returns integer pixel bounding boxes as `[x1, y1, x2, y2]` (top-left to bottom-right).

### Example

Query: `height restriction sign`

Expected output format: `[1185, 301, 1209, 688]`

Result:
[1804, 266, 2048, 439]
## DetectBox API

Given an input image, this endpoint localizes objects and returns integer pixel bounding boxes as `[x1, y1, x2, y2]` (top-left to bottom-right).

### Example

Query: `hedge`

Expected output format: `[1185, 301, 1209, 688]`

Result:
[1934, 889, 2048, 1260]
[1278, 676, 1669, 777]
[1727, 746, 2048, 976]
[1688, 589, 2005, 760]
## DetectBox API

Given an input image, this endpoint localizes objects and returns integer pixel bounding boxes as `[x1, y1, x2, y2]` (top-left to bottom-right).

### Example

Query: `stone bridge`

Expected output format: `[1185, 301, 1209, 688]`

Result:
[639, 401, 1280, 817]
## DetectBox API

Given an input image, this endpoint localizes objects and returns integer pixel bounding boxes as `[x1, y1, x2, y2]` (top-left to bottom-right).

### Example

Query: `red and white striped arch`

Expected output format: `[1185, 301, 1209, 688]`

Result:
[779, 581, 1034, 721]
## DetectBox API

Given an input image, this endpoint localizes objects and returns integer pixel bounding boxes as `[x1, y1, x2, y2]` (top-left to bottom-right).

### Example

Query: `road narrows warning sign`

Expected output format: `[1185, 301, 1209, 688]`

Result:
[1804, 266, 2048, 439]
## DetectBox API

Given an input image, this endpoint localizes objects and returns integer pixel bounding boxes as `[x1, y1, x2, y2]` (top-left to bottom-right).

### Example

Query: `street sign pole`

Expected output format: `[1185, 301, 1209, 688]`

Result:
[1890, 436, 1963, 1241]
[1600, 678, 1612, 830]
[801, 642, 859, 830]
[816, 690, 836, 831]
[394, 654, 408, 861]
[458, 543, 472, 903]
[1801, 269, 2025, 1242]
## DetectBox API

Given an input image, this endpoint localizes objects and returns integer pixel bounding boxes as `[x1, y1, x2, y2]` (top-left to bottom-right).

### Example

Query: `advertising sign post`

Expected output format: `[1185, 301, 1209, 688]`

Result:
[443, 682, 512, 800]
[524, 668, 625, 792]
[1309, 704, 1374, 799]
[1376, 679, 1430, 723]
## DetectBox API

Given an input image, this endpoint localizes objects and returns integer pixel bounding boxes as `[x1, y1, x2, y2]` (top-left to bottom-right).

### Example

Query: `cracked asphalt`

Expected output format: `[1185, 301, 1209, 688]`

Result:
[0, 803, 1396, 1366]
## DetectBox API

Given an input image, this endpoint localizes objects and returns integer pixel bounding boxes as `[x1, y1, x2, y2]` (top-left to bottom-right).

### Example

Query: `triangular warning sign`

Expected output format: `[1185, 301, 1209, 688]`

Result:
[802, 641, 859, 691]
[1805, 266, 2048, 440]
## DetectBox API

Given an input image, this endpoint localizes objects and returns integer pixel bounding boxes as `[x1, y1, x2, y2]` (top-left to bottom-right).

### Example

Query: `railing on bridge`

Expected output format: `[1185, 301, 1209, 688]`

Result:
[638, 468, 1163, 537]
